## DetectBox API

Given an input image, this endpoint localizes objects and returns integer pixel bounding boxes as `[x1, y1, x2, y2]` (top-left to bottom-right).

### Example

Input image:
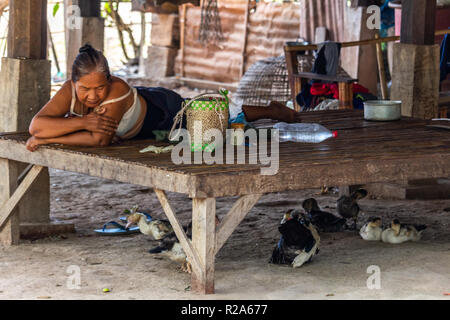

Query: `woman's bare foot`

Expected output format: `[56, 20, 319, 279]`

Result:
[242, 101, 302, 123]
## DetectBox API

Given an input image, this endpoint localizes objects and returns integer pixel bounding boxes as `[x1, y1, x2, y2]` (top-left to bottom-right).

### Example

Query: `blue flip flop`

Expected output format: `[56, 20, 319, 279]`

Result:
[119, 212, 152, 223]
[94, 221, 140, 236]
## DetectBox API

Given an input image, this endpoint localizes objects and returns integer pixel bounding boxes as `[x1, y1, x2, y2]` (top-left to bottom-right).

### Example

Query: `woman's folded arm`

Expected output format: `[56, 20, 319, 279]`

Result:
[29, 115, 85, 138]
[44, 130, 112, 147]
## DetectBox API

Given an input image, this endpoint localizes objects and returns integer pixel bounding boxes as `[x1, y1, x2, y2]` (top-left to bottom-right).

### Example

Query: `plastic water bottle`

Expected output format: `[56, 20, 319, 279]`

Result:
[273, 122, 338, 143]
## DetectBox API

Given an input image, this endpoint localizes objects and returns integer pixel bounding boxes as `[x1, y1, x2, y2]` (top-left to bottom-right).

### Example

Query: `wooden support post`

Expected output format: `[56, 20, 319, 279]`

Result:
[391, 0, 439, 120]
[0, 0, 74, 242]
[0, 58, 51, 132]
[8, 0, 47, 60]
[191, 197, 216, 294]
[78, 0, 101, 17]
[400, 0, 436, 45]
[391, 43, 440, 119]
[1, 0, 54, 238]
[64, 0, 104, 80]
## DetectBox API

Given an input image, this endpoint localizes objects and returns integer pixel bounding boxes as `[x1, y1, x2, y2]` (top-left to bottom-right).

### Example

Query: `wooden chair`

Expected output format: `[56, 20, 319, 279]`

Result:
[284, 42, 358, 112]
[284, 29, 450, 115]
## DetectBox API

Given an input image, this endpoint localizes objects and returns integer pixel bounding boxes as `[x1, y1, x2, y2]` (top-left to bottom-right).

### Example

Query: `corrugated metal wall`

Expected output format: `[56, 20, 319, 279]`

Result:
[176, 1, 301, 84]
[245, 2, 301, 74]
[298, 0, 345, 43]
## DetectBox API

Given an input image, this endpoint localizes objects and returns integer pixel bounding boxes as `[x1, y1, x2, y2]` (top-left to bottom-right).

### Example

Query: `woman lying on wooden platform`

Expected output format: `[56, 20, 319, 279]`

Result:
[26, 44, 185, 152]
[26, 44, 302, 152]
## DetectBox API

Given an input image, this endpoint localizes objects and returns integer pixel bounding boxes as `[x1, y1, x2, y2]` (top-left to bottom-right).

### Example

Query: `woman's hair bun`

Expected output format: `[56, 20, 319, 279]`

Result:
[79, 44, 95, 54]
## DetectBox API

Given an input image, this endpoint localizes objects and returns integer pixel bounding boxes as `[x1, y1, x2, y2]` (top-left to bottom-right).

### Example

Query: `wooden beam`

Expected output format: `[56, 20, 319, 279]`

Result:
[0, 165, 43, 230]
[7, 0, 47, 59]
[285, 30, 450, 53]
[153, 189, 203, 279]
[215, 194, 262, 255]
[400, 0, 436, 45]
[191, 197, 216, 294]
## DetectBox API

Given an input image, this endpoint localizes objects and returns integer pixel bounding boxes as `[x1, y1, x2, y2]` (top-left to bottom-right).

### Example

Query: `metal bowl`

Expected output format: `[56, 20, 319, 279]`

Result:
[364, 100, 402, 121]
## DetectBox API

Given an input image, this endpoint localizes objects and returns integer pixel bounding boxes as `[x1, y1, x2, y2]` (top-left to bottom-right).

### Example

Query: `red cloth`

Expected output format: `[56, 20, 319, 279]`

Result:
[310, 83, 369, 99]
[310, 83, 333, 96]
[310, 83, 339, 98]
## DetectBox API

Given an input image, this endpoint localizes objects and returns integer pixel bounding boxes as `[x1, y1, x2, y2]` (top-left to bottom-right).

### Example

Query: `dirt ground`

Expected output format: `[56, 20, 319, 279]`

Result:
[0, 168, 449, 300]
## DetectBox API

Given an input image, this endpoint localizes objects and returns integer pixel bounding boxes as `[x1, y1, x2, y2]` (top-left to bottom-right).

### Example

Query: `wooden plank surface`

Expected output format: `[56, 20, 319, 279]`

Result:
[1, 110, 449, 197]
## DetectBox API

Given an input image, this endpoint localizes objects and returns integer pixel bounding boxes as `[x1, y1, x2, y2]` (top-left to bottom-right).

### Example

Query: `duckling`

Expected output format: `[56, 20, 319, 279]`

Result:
[302, 198, 347, 232]
[359, 217, 383, 241]
[149, 222, 193, 273]
[381, 219, 427, 244]
[269, 209, 320, 268]
[336, 189, 368, 229]
[148, 216, 221, 274]
[126, 212, 173, 240]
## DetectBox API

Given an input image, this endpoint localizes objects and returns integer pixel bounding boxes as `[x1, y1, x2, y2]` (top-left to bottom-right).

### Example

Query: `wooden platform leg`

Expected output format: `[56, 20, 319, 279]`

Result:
[0, 159, 20, 245]
[191, 197, 216, 294]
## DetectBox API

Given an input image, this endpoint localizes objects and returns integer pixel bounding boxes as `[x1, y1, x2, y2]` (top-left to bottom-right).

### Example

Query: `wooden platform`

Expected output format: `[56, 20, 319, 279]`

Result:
[1, 110, 450, 294]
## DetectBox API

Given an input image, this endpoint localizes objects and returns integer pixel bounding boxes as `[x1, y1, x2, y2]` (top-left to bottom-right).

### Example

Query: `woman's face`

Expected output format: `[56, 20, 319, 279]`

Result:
[73, 71, 110, 108]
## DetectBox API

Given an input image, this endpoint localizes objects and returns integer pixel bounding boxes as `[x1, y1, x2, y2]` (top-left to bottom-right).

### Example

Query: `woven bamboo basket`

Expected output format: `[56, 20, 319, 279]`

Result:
[170, 90, 229, 152]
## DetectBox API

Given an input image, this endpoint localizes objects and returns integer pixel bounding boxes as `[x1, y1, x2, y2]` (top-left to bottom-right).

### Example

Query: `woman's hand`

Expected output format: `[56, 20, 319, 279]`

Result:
[82, 111, 119, 136]
[26, 136, 47, 152]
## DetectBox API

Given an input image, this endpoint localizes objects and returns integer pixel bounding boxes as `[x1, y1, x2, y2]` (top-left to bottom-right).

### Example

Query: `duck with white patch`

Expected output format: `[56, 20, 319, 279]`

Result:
[270, 209, 320, 268]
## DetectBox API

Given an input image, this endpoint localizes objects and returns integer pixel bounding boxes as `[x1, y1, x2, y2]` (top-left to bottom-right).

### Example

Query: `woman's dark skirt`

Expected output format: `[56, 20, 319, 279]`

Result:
[133, 87, 186, 140]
